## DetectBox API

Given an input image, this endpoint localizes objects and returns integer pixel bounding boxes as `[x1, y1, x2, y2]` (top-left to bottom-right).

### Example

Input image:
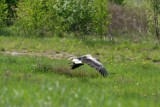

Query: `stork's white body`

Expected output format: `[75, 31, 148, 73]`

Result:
[72, 59, 82, 64]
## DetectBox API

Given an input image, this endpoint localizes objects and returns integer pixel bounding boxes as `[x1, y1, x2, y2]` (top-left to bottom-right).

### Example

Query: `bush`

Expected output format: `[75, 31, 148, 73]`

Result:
[109, 3, 148, 34]
[109, 0, 125, 5]
[15, 0, 50, 36]
[15, 0, 109, 37]
[0, 0, 7, 28]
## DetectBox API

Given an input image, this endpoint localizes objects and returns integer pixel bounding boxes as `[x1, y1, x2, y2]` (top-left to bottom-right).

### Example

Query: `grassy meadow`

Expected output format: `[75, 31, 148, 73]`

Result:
[0, 35, 160, 107]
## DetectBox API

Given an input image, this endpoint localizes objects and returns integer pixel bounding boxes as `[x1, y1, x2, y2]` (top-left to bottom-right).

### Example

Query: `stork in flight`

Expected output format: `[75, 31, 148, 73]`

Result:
[68, 54, 109, 77]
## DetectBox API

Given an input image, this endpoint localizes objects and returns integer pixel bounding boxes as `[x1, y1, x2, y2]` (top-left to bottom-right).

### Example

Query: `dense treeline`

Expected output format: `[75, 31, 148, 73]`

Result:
[0, 0, 160, 39]
[1, 0, 109, 37]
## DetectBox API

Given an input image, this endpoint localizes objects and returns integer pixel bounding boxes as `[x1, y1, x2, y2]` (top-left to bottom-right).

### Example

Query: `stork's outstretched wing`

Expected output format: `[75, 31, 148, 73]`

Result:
[99, 67, 108, 77]
[69, 54, 109, 77]
[79, 55, 109, 77]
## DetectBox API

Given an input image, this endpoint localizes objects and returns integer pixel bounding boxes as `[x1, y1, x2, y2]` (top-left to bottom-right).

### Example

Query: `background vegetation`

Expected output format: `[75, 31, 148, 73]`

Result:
[0, 0, 160, 107]
[12, 0, 109, 37]
[0, 0, 159, 39]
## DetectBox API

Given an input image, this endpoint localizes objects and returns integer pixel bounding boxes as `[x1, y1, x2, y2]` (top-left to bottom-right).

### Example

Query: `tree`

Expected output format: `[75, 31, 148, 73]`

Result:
[0, 0, 7, 28]
[93, 0, 109, 39]
[3, 0, 19, 26]
[149, 0, 160, 40]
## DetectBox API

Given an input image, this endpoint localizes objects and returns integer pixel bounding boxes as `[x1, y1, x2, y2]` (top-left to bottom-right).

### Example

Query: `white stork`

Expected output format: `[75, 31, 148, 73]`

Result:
[68, 54, 109, 77]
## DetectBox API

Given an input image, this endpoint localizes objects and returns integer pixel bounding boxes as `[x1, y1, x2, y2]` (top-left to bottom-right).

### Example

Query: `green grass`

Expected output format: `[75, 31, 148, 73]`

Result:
[0, 35, 160, 107]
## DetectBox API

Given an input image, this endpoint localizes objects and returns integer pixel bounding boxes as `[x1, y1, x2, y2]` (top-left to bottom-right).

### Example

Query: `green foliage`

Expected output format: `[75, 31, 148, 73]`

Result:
[15, 0, 109, 37]
[150, 0, 160, 13]
[56, 0, 95, 33]
[15, 0, 49, 36]
[93, 0, 109, 37]
[0, 0, 7, 28]
[109, 0, 125, 5]
[0, 0, 19, 27]
[146, 0, 160, 39]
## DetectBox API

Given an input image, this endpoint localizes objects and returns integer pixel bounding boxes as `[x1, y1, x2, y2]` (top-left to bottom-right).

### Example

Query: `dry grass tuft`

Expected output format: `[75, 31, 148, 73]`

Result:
[52, 66, 99, 78]
[34, 63, 99, 78]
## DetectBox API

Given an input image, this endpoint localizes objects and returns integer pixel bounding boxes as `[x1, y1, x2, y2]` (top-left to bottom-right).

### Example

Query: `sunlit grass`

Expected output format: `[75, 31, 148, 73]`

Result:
[0, 35, 160, 107]
[0, 52, 160, 107]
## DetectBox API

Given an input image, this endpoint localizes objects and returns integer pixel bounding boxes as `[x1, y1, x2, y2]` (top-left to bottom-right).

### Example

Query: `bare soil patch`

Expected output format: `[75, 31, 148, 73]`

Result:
[0, 50, 75, 59]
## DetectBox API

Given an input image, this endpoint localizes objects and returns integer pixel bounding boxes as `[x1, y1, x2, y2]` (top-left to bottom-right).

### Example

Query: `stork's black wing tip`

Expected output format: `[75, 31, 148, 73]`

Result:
[99, 67, 109, 77]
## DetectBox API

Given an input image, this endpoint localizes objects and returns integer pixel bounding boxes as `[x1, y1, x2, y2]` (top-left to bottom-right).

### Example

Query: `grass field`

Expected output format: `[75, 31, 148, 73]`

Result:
[0, 35, 160, 107]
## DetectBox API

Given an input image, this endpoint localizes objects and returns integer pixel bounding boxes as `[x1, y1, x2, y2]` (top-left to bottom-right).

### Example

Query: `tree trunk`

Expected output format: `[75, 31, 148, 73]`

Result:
[153, 0, 160, 40]
[154, 15, 159, 40]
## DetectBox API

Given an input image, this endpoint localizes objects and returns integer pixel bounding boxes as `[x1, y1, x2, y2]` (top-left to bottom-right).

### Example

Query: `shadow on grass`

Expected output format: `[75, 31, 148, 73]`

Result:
[33, 62, 99, 78]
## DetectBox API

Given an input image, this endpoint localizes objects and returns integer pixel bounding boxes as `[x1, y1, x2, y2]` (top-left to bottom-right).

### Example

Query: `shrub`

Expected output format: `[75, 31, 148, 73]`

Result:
[109, 0, 125, 5]
[109, 3, 148, 34]
[15, 0, 109, 37]
[15, 0, 51, 36]
[0, 0, 7, 28]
